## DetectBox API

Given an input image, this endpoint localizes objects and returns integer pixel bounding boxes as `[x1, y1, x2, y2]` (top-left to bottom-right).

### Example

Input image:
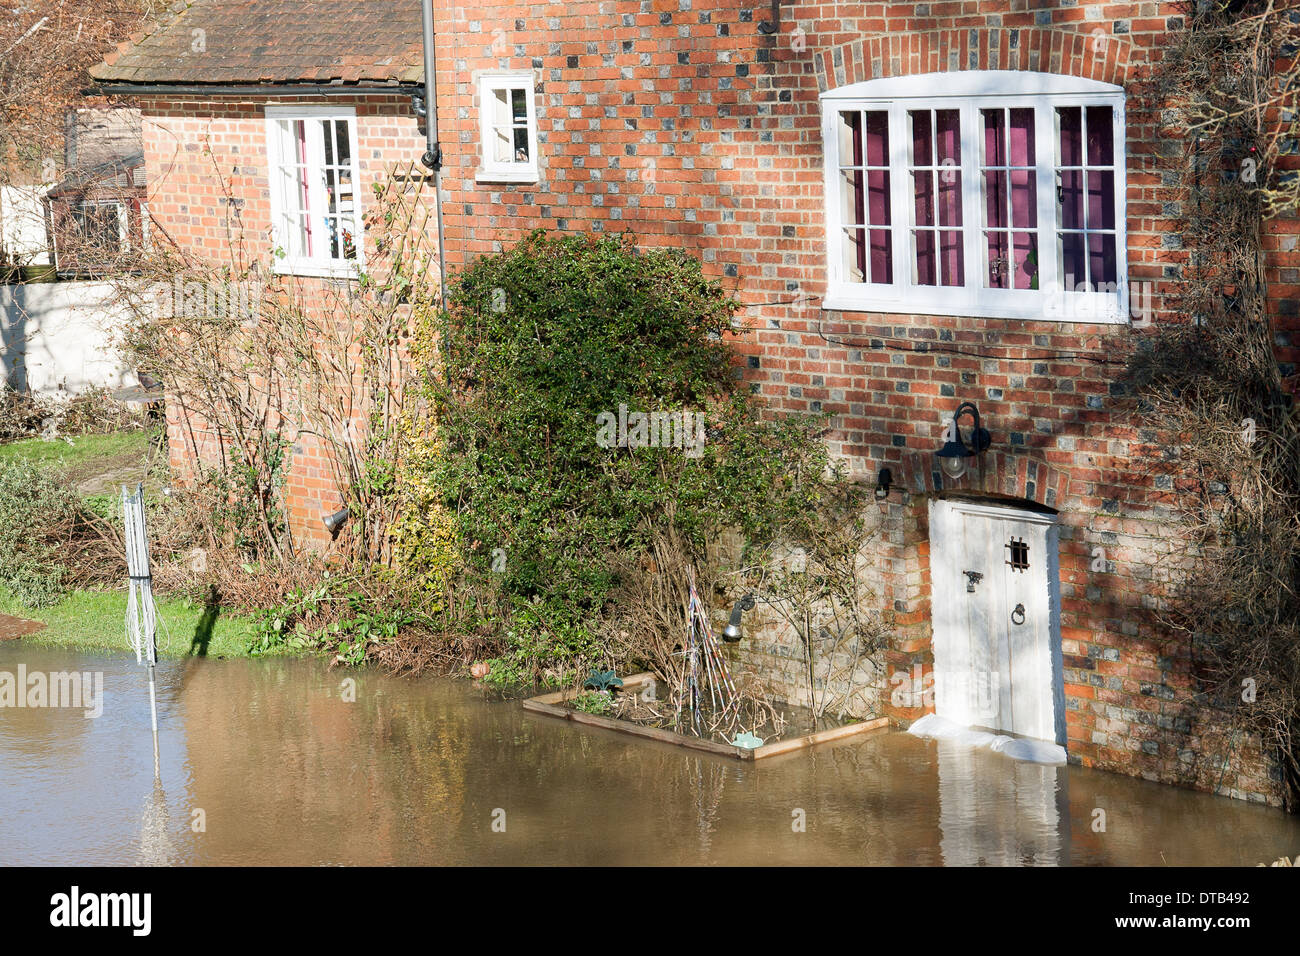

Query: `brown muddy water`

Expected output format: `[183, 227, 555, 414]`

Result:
[2, 645, 1299, 866]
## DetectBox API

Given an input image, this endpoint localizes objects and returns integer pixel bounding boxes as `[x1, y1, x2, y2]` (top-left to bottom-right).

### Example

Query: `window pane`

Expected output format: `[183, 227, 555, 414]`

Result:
[325, 167, 339, 214]
[869, 229, 893, 284]
[986, 231, 1009, 289]
[1060, 232, 1086, 290]
[335, 120, 351, 166]
[1058, 170, 1084, 229]
[1012, 232, 1039, 290]
[982, 109, 1006, 166]
[838, 111, 862, 165]
[939, 230, 963, 286]
[867, 170, 890, 227]
[1086, 106, 1113, 166]
[910, 110, 933, 166]
[1009, 108, 1035, 166]
[865, 111, 889, 166]
[936, 110, 960, 165]
[511, 88, 527, 123]
[840, 168, 865, 227]
[984, 170, 1008, 229]
[1057, 107, 1082, 166]
[1086, 169, 1114, 229]
[914, 170, 935, 227]
[914, 230, 936, 285]
[513, 125, 530, 161]
[1010, 169, 1036, 229]
[938, 168, 962, 227]
[493, 125, 513, 163]
[842, 228, 866, 282]
[1089, 233, 1117, 287]
[491, 88, 511, 127]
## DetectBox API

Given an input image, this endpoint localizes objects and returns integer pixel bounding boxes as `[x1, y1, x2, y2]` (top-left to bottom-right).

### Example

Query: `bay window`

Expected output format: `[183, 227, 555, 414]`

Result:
[822, 72, 1127, 322]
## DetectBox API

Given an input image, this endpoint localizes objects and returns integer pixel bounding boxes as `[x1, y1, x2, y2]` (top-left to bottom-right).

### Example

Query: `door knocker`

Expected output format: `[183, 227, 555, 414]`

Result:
[964, 570, 983, 593]
[1011, 603, 1026, 625]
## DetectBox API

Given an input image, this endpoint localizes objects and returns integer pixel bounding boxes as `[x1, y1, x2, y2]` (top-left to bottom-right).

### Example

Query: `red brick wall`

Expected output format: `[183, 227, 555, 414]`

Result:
[142, 94, 425, 546]
[139, 0, 1299, 803]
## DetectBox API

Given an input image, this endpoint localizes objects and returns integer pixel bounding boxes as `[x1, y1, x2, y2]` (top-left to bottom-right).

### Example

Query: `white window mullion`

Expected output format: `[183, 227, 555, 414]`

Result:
[305, 120, 328, 262]
[1034, 101, 1058, 305]
[960, 103, 981, 297]
[889, 105, 910, 297]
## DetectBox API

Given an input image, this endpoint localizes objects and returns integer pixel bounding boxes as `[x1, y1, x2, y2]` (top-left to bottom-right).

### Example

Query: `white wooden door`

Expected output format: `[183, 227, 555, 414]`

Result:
[928, 499, 1064, 745]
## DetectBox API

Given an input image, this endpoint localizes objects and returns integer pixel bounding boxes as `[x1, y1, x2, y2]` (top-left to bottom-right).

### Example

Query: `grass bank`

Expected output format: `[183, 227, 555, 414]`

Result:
[0, 586, 272, 659]
[0, 429, 160, 499]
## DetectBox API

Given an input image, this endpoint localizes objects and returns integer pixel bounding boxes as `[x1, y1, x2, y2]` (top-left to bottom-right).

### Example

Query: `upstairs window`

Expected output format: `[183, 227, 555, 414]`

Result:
[265, 106, 362, 277]
[477, 73, 539, 183]
[73, 201, 127, 254]
[821, 72, 1127, 322]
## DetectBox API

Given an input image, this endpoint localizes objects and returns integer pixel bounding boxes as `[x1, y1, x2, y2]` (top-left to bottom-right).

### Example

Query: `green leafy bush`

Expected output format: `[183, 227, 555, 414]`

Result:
[572, 690, 613, 716]
[405, 232, 831, 681]
[246, 571, 417, 661]
[0, 460, 92, 606]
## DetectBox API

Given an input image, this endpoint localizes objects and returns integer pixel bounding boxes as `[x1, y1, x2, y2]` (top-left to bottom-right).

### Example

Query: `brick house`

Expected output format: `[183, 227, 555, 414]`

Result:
[46, 108, 149, 278]
[91, 1, 1299, 804]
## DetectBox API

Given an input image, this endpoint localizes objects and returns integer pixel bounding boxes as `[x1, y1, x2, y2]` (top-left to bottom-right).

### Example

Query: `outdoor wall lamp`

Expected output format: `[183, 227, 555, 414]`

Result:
[936, 401, 992, 480]
[722, 592, 757, 642]
[323, 507, 350, 537]
[874, 467, 893, 500]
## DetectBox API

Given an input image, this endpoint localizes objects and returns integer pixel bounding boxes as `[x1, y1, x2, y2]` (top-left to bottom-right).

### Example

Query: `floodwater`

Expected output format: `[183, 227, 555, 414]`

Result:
[2, 645, 1299, 866]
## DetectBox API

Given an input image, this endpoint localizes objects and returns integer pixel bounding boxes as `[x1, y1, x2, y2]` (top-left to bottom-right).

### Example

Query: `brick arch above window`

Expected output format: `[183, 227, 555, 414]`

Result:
[810, 27, 1134, 94]
[901, 448, 1071, 511]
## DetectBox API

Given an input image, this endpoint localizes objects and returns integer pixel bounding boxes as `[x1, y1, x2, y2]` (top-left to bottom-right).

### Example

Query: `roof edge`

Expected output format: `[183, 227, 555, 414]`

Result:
[87, 81, 423, 98]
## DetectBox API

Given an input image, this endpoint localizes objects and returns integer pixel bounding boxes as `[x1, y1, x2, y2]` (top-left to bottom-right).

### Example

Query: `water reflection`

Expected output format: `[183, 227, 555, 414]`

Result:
[1, 646, 1298, 866]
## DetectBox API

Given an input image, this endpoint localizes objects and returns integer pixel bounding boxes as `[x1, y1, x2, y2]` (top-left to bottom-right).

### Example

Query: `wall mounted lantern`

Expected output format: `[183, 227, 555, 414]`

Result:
[722, 593, 757, 642]
[936, 401, 991, 480]
[874, 467, 893, 500]
[323, 507, 351, 537]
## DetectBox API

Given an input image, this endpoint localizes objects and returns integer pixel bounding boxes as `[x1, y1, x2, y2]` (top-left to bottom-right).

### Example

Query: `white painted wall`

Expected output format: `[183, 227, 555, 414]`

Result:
[0, 281, 136, 397]
[0, 186, 51, 266]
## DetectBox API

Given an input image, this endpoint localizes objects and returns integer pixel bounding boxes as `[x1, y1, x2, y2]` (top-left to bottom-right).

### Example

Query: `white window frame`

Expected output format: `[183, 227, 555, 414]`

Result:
[821, 71, 1128, 324]
[476, 72, 540, 184]
[265, 105, 364, 278]
[74, 199, 129, 252]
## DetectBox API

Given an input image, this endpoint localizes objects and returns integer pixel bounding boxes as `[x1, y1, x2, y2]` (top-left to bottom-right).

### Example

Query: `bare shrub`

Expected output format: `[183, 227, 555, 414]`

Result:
[1130, 3, 1300, 808]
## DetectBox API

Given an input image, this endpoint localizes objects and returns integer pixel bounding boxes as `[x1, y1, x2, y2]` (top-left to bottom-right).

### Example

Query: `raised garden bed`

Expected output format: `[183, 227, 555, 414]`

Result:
[522, 672, 890, 760]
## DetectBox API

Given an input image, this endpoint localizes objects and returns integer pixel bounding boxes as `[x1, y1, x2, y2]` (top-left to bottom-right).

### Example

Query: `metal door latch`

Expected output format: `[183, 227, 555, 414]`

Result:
[964, 570, 983, 592]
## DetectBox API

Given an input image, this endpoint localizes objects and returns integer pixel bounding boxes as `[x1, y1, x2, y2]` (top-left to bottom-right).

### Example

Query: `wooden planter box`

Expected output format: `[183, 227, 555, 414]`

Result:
[522, 672, 891, 760]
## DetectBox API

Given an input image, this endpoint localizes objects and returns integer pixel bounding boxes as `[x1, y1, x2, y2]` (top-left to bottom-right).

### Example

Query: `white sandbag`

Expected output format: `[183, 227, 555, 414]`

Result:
[909, 713, 1066, 765]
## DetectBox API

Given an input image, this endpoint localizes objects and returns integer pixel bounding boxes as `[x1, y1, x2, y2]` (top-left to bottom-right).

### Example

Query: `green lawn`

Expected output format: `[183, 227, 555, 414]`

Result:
[0, 429, 162, 499]
[0, 586, 272, 659]
[0, 427, 301, 659]
[0, 429, 148, 467]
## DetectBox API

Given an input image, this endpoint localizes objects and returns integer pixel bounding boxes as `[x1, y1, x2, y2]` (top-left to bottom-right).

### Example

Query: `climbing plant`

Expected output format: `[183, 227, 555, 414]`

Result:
[1130, 0, 1300, 808]
[401, 232, 847, 682]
